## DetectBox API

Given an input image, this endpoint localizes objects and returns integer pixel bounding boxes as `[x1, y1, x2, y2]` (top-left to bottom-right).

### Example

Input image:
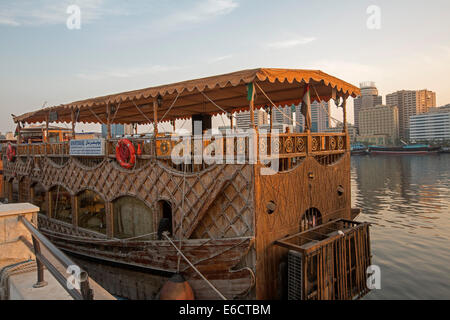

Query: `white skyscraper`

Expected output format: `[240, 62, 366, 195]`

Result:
[294, 101, 331, 132]
[235, 109, 269, 131]
[272, 106, 293, 126]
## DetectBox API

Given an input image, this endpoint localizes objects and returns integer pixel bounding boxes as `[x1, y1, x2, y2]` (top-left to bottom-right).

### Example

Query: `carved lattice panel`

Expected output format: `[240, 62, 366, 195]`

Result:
[3, 156, 254, 241]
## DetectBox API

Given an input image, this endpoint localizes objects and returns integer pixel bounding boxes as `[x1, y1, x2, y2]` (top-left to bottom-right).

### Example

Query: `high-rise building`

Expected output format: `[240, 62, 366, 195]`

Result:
[272, 106, 293, 126]
[409, 105, 450, 142]
[358, 105, 399, 145]
[294, 101, 330, 133]
[311, 101, 331, 132]
[235, 109, 269, 131]
[101, 124, 134, 138]
[295, 105, 305, 133]
[353, 82, 383, 132]
[386, 89, 436, 140]
[326, 123, 358, 143]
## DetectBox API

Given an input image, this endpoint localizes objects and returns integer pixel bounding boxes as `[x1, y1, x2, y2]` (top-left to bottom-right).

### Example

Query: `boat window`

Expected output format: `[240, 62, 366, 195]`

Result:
[113, 196, 155, 240]
[77, 190, 106, 234]
[32, 183, 48, 215]
[300, 208, 323, 232]
[50, 185, 72, 224]
[12, 179, 19, 203]
[157, 200, 173, 240]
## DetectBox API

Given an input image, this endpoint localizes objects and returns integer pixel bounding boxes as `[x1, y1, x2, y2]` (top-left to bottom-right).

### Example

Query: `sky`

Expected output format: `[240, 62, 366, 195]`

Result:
[1, 0, 449, 133]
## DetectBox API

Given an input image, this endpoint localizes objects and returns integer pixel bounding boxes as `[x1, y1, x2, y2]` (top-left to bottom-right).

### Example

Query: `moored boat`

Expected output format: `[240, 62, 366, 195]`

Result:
[351, 143, 369, 155]
[2, 68, 372, 300]
[369, 144, 441, 155]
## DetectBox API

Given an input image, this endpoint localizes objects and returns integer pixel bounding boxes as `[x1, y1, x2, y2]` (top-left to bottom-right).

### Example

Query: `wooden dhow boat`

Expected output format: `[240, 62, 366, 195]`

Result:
[2, 68, 372, 300]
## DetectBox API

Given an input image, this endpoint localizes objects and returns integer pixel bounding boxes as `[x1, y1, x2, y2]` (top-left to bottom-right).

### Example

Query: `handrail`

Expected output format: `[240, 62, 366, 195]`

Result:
[12, 131, 348, 163]
[18, 215, 93, 300]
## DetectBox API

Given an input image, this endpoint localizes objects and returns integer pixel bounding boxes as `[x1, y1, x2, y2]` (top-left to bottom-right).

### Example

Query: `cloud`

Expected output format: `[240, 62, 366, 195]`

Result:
[157, 0, 239, 30]
[267, 37, 316, 49]
[76, 65, 183, 81]
[0, 17, 20, 26]
[208, 54, 233, 64]
[0, 0, 125, 27]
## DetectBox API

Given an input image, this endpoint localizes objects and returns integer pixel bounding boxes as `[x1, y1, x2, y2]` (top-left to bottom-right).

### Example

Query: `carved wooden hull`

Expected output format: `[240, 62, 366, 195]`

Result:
[38, 215, 255, 299]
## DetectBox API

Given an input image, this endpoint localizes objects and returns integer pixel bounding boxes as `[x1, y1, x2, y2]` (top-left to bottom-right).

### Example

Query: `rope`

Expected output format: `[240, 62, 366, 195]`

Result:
[253, 82, 297, 127]
[178, 159, 188, 272]
[132, 101, 153, 124]
[159, 92, 181, 123]
[200, 91, 237, 124]
[0, 260, 37, 300]
[110, 102, 122, 124]
[117, 232, 157, 241]
[39, 228, 158, 243]
[163, 232, 227, 300]
[87, 107, 105, 125]
[311, 85, 344, 126]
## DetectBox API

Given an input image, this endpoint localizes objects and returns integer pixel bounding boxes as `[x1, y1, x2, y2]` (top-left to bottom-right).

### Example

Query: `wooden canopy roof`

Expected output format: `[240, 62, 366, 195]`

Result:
[13, 68, 360, 125]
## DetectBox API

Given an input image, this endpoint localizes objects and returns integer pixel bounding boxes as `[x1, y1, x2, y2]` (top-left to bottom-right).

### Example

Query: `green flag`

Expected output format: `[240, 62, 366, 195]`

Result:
[247, 83, 254, 101]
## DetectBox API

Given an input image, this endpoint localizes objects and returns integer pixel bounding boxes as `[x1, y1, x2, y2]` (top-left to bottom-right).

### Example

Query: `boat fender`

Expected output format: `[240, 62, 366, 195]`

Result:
[115, 139, 136, 169]
[159, 274, 195, 300]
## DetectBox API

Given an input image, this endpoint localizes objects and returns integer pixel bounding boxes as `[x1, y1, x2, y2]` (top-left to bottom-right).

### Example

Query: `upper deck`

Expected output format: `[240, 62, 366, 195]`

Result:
[7, 68, 358, 172]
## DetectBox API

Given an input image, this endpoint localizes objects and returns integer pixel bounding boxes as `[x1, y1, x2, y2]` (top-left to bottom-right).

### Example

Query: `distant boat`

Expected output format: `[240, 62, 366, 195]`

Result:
[369, 144, 441, 155]
[351, 143, 369, 155]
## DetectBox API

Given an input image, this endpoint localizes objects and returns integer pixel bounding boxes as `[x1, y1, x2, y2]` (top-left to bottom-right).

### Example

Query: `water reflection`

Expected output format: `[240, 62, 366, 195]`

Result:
[352, 154, 450, 300]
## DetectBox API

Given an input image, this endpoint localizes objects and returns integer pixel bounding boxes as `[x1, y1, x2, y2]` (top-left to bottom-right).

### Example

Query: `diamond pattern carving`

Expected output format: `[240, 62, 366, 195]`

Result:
[3, 156, 254, 240]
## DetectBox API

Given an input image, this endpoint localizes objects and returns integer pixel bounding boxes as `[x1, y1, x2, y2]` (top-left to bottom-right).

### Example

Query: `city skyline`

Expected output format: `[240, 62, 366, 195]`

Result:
[1, 0, 450, 133]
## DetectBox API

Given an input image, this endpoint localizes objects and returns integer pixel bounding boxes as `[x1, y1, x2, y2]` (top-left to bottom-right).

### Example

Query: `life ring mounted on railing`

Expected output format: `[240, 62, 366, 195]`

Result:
[115, 139, 136, 169]
[6, 143, 16, 162]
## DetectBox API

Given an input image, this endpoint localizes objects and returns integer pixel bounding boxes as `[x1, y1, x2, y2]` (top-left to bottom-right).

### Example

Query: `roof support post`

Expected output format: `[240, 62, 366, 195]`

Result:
[248, 83, 256, 130]
[343, 98, 348, 133]
[270, 107, 273, 132]
[343, 97, 350, 151]
[153, 98, 159, 158]
[45, 114, 49, 143]
[71, 109, 76, 139]
[153, 98, 159, 136]
[302, 85, 312, 134]
[106, 104, 112, 139]
[17, 122, 22, 144]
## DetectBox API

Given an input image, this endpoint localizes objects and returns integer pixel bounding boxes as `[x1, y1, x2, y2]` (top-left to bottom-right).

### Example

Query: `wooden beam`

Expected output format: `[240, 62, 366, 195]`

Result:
[106, 104, 112, 139]
[153, 98, 159, 136]
[45, 114, 49, 143]
[343, 98, 348, 133]
[71, 108, 76, 138]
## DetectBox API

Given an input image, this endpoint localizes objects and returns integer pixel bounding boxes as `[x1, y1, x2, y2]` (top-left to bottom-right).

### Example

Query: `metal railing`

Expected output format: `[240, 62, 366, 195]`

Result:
[18, 215, 93, 300]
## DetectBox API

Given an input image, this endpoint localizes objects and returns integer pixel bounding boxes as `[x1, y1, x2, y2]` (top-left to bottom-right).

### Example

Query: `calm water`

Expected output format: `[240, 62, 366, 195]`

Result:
[352, 154, 450, 300]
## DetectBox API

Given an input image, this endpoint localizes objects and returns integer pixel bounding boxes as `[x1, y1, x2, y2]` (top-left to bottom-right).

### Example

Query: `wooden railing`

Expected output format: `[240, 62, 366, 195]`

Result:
[16, 142, 70, 157]
[9, 132, 347, 164]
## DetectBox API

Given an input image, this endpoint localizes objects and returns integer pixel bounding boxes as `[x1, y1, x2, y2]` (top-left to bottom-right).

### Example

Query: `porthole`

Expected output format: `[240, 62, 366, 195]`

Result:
[267, 201, 276, 215]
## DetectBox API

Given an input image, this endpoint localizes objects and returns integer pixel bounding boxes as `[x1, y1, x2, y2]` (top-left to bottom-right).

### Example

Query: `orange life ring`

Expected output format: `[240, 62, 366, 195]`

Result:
[6, 143, 16, 162]
[115, 139, 136, 169]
